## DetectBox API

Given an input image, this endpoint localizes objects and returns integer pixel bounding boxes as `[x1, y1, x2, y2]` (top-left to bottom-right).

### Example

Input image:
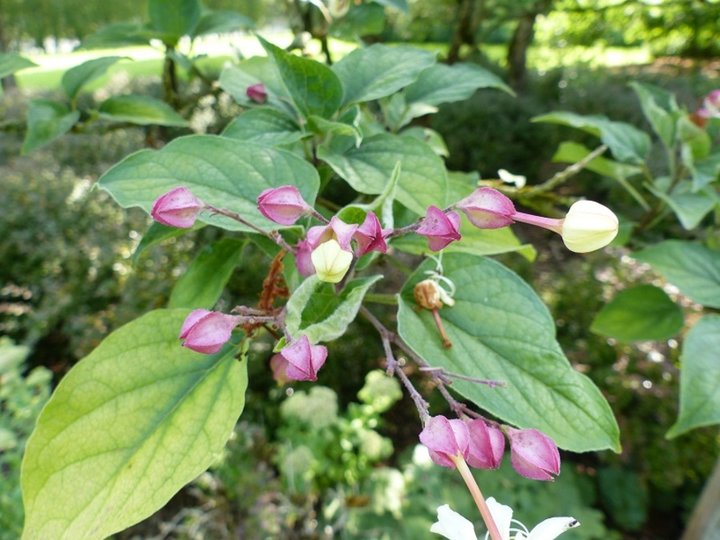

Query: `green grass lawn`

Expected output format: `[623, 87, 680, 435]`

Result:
[14, 33, 651, 94]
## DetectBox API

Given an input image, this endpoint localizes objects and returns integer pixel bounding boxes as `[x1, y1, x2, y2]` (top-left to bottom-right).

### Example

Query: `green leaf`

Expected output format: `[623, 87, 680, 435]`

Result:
[667, 314, 720, 437]
[98, 95, 188, 127]
[690, 153, 720, 190]
[285, 275, 382, 343]
[192, 10, 254, 37]
[259, 36, 343, 119]
[148, 0, 201, 45]
[319, 133, 449, 215]
[98, 135, 319, 233]
[678, 115, 711, 161]
[405, 63, 512, 105]
[21, 309, 247, 539]
[0, 52, 36, 79]
[131, 221, 205, 265]
[222, 107, 305, 146]
[401, 127, 448, 157]
[552, 141, 642, 181]
[634, 241, 720, 308]
[61, 56, 125, 101]
[391, 215, 536, 261]
[629, 81, 677, 147]
[169, 238, 246, 309]
[533, 111, 651, 165]
[383, 92, 437, 131]
[22, 99, 80, 154]
[647, 178, 717, 230]
[591, 285, 683, 342]
[332, 44, 435, 106]
[308, 115, 363, 147]
[397, 254, 620, 452]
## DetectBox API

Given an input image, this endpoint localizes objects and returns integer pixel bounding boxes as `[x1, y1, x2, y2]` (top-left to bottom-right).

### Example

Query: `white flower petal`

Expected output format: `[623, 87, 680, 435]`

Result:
[485, 498, 513, 540]
[526, 517, 580, 540]
[430, 505, 479, 540]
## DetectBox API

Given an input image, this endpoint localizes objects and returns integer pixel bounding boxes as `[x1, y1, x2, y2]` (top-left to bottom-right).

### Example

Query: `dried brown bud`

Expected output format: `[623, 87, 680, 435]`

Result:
[414, 279, 444, 310]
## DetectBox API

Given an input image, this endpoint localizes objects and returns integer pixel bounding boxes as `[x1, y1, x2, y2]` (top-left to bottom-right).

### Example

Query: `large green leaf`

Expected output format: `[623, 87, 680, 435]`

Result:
[285, 275, 382, 343]
[169, 238, 247, 309]
[591, 285, 683, 342]
[98, 135, 320, 233]
[633, 241, 720, 308]
[0, 52, 36, 79]
[98, 95, 188, 127]
[222, 107, 305, 146]
[405, 63, 511, 105]
[21, 309, 247, 539]
[332, 44, 435, 106]
[397, 254, 620, 452]
[61, 56, 125, 101]
[319, 133, 449, 215]
[533, 111, 651, 165]
[21, 99, 80, 154]
[148, 0, 201, 44]
[259, 37, 343, 119]
[667, 315, 720, 437]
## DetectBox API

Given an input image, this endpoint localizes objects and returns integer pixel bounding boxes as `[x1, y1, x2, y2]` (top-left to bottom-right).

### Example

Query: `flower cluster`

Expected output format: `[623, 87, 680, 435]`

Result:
[431, 499, 579, 540]
[419, 415, 560, 481]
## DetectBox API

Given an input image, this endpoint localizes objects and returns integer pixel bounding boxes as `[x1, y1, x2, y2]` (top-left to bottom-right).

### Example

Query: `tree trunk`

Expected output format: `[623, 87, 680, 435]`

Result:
[506, 0, 552, 92]
[447, 0, 478, 64]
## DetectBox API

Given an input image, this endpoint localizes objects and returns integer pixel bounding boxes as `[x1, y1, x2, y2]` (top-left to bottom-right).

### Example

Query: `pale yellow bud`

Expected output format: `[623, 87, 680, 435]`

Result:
[310, 239, 353, 283]
[561, 200, 619, 253]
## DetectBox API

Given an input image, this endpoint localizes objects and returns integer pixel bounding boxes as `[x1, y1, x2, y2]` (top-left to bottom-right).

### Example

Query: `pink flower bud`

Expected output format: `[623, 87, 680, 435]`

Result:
[354, 211, 389, 256]
[419, 415, 469, 468]
[416, 206, 462, 251]
[270, 353, 290, 385]
[277, 335, 328, 382]
[465, 419, 505, 469]
[246, 83, 268, 103]
[257, 185, 311, 226]
[507, 427, 560, 481]
[295, 239, 315, 277]
[151, 187, 204, 228]
[700, 89, 720, 119]
[306, 216, 358, 251]
[179, 309, 240, 354]
[455, 187, 516, 229]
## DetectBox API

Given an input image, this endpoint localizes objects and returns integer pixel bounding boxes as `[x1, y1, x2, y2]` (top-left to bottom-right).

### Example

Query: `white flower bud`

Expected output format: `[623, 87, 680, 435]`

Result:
[310, 239, 353, 283]
[561, 200, 619, 253]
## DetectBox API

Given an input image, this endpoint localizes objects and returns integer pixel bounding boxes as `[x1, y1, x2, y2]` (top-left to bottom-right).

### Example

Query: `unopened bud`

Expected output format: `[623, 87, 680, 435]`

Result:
[507, 427, 560, 481]
[257, 185, 310, 226]
[310, 239, 353, 283]
[561, 200, 619, 253]
[179, 309, 240, 354]
[246, 83, 268, 104]
[456, 187, 516, 229]
[151, 187, 203, 228]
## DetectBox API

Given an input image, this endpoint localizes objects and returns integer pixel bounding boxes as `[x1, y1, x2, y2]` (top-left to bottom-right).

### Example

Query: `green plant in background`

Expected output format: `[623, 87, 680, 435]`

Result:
[0, 339, 52, 540]
[533, 82, 720, 438]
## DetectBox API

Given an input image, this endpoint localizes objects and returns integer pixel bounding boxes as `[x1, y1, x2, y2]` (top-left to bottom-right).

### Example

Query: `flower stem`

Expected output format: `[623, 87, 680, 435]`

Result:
[512, 211, 564, 234]
[452, 457, 503, 540]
